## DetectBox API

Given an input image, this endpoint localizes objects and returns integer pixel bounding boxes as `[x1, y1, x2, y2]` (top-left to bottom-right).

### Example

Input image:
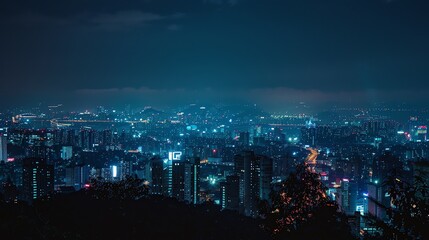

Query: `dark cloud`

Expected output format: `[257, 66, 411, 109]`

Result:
[203, 0, 241, 6]
[166, 24, 182, 31]
[4, 10, 184, 30]
[0, 0, 429, 109]
[90, 11, 164, 25]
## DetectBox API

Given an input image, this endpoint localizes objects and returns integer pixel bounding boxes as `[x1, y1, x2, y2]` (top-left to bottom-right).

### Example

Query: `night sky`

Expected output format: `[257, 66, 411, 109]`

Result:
[1, 0, 429, 110]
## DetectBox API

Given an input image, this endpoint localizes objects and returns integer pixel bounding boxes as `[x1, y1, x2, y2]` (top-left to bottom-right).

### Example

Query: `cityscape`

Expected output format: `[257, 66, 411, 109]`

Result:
[1, 1, 429, 240]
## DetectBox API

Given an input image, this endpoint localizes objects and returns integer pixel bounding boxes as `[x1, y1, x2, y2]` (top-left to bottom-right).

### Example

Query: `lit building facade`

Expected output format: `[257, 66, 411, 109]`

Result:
[22, 158, 54, 202]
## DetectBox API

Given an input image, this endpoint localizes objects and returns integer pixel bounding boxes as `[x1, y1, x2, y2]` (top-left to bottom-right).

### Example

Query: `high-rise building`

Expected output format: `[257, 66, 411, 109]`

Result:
[372, 151, 402, 183]
[301, 126, 334, 146]
[337, 179, 358, 215]
[416, 126, 427, 142]
[120, 160, 132, 180]
[79, 128, 95, 150]
[61, 146, 73, 160]
[259, 155, 273, 201]
[101, 167, 112, 181]
[234, 151, 273, 217]
[253, 136, 266, 146]
[0, 134, 7, 161]
[65, 129, 76, 146]
[101, 129, 113, 146]
[301, 127, 316, 146]
[1, 178, 19, 203]
[367, 182, 388, 220]
[239, 132, 250, 146]
[65, 164, 90, 190]
[22, 158, 54, 202]
[221, 175, 240, 211]
[171, 156, 200, 203]
[172, 160, 186, 201]
[149, 154, 199, 203]
[164, 159, 173, 197]
[111, 165, 121, 181]
[184, 157, 200, 204]
[150, 156, 168, 195]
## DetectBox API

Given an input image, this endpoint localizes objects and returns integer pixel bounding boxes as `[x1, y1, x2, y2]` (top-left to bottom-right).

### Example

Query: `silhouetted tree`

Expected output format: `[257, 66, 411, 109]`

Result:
[1, 178, 19, 203]
[264, 164, 354, 239]
[366, 172, 429, 240]
[87, 175, 149, 200]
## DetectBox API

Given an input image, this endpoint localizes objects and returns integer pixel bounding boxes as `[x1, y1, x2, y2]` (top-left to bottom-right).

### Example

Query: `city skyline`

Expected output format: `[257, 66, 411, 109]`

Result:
[1, 2, 428, 239]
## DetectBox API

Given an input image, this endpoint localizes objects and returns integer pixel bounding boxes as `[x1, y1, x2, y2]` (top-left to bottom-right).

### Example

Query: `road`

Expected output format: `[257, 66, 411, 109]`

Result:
[305, 148, 318, 165]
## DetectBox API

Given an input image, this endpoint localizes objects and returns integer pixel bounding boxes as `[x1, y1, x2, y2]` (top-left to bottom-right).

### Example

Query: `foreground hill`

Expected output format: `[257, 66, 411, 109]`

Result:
[0, 192, 269, 240]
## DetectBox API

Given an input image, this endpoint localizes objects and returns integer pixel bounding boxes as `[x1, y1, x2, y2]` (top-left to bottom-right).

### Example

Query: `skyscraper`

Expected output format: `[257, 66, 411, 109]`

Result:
[79, 127, 95, 150]
[367, 182, 388, 220]
[120, 160, 132, 180]
[301, 127, 316, 146]
[337, 179, 358, 215]
[61, 146, 73, 160]
[150, 156, 167, 195]
[221, 175, 240, 211]
[239, 132, 250, 146]
[172, 157, 200, 203]
[101, 129, 113, 146]
[0, 134, 7, 161]
[184, 157, 200, 204]
[234, 151, 273, 217]
[65, 164, 90, 190]
[172, 160, 185, 201]
[22, 158, 54, 202]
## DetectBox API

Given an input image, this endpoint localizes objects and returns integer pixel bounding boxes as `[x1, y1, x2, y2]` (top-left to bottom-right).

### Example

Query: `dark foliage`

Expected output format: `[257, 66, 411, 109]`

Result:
[264, 164, 354, 239]
[0, 178, 269, 240]
[87, 176, 150, 200]
[365, 173, 429, 240]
